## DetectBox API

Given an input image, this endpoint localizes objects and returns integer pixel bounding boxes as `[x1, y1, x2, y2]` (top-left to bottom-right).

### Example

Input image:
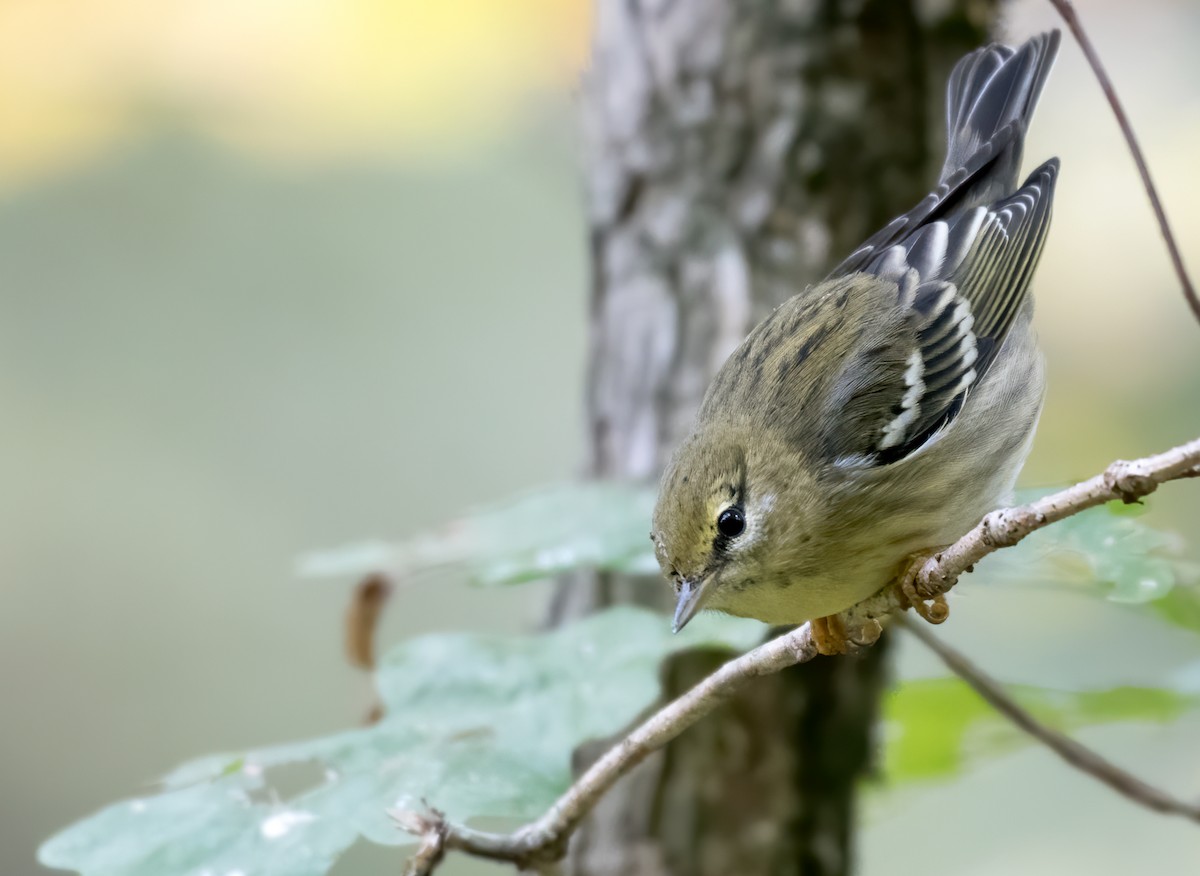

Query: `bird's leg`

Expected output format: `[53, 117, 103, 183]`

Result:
[898, 550, 949, 624]
[810, 614, 850, 656]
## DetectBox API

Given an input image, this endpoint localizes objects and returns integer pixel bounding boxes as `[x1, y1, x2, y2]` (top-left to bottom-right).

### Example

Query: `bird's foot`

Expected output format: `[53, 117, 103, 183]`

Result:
[811, 614, 850, 656]
[898, 550, 949, 625]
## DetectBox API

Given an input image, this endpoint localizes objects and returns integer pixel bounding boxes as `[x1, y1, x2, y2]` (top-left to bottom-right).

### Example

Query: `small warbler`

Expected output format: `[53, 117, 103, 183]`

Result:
[652, 31, 1061, 650]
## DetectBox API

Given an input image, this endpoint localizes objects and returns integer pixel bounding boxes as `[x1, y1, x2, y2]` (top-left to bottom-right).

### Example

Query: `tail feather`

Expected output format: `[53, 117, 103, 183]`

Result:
[829, 31, 1061, 284]
[939, 31, 1061, 193]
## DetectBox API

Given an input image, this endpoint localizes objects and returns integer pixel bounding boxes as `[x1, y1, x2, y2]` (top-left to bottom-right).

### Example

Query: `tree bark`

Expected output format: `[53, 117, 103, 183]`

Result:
[551, 2, 998, 874]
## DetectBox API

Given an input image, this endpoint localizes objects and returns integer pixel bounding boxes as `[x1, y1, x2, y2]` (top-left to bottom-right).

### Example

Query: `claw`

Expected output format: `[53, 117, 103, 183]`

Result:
[811, 614, 850, 655]
[907, 590, 950, 624]
[899, 551, 950, 625]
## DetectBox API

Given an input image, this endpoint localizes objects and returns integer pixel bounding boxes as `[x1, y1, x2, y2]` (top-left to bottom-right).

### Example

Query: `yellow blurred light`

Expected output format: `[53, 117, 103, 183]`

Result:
[0, 0, 590, 188]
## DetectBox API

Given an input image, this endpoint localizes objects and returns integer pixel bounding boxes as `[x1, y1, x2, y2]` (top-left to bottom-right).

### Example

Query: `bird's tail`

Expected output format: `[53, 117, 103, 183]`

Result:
[939, 31, 1061, 197]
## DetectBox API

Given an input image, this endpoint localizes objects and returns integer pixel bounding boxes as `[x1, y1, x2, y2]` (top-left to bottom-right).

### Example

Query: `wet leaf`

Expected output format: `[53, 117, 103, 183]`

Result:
[42, 484, 1200, 874]
[39, 607, 764, 876]
[298, 485, 1193, 617]
[961, 492, 1190, 610]
[297, 482, 658, 585]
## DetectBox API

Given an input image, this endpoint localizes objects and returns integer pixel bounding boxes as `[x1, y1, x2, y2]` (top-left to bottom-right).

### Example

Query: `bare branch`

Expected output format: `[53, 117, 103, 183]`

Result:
[392, 809, 447, 876]
[898, 614, 1200, 823]
[396, 434, 1200, 868]
[344, 574, 393, 725]
[903, 436, 1200, 603]
[345, 574, 392, 671]
[1049, 0, 1200, 324]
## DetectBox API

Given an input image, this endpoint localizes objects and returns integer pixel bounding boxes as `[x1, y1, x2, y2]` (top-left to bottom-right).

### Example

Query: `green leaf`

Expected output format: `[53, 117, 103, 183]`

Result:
[37, 771, 356, 876]
[39, 607, 765, 876]
[885, 678, 1197, 782]
[43, 482, 1199, 874]
[297, 482, 659, 585]
[1150, 579, 1200, 634]
[965, 492, 1190, 609]
[298, 484, 1193, 624]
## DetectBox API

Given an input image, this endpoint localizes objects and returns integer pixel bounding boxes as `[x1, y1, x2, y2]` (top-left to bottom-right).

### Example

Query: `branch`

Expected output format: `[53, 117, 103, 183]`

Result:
[898, 614, 1200, 823]
[903, 437, 1200, 604]
[345, 574, 393, 725]
[398, 435, 1200, 870]
[392, 809, 446, 876]
[1049, 0, 1200, 324]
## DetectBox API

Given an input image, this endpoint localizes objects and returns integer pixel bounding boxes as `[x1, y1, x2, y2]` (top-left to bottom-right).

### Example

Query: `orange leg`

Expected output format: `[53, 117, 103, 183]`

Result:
[810, 614, 849, 656]
[898, 550, 950, 625]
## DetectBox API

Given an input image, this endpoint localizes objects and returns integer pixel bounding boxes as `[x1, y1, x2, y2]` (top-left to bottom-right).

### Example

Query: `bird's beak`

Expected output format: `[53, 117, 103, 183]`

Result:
[672, 577, 712, 634]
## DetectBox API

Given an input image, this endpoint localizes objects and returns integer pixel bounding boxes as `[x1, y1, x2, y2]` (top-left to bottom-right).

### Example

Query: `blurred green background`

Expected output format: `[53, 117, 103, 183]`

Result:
[3, 0, 1199, 874]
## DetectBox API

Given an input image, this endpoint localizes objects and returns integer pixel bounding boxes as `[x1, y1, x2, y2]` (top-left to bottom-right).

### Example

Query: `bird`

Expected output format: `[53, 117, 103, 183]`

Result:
[651, 31, 1061, 654]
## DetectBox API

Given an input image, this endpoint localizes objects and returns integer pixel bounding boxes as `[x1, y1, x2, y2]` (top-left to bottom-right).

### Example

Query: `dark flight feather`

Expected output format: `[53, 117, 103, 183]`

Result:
[828, 32, 1061, 463]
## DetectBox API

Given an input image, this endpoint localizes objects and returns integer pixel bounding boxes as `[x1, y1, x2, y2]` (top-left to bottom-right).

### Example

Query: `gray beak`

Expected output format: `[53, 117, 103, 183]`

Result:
[672, 577, 712, 633]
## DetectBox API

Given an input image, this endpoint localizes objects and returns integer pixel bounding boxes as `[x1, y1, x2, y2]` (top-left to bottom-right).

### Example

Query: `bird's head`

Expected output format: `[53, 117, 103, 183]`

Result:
[651, 424, 820, 631]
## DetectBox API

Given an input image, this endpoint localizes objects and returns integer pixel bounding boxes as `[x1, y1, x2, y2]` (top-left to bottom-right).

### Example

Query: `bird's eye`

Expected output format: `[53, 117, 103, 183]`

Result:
[716, 508, 746, 538]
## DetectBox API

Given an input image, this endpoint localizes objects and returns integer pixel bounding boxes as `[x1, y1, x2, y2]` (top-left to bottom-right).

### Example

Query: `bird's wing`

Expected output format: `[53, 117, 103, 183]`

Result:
[831, 32, 1059, 280]
[866, 159, 1058, 463]
[829, 125, 1020, 279]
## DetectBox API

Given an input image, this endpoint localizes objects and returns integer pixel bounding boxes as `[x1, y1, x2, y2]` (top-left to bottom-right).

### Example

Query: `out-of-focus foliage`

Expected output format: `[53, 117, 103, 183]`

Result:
[39, 602, 1199, 876]
[886, 679, 1197, 781]
[1148, 580, 1200, 634]
[298, 483, 659, 585]
[40, 602, 1200, 876]
[302, 485, 1197, 623]
[39, 607, 764, 876]
[42, 483, 1200, 875]
[985, 497, 1185, 599]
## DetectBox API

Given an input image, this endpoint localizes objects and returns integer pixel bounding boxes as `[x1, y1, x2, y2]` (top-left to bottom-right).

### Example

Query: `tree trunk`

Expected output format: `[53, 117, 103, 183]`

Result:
[551, 2, 997, 874]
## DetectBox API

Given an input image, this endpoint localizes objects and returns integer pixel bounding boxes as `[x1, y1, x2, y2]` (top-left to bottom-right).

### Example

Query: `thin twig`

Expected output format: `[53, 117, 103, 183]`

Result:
[1049, 0, 1200, 324]
[393, 434, 1200, 870]
[903, 437, 1200, 602]
[898, 614, 1200, 823]
[345, 574, 393, 725]
[345, 574, 393, 671]
[392, 809, 448, 876]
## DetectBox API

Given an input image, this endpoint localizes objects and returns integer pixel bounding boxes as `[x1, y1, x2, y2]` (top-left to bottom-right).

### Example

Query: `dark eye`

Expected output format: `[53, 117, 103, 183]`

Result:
[717, 508, 745, 538]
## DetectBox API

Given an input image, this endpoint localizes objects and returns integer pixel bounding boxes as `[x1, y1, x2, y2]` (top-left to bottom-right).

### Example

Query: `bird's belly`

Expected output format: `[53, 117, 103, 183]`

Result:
[722, 476, 1017, 626]
[722, 554, 900, 625]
